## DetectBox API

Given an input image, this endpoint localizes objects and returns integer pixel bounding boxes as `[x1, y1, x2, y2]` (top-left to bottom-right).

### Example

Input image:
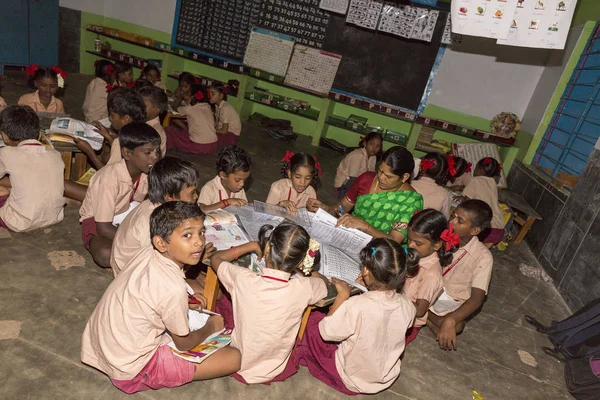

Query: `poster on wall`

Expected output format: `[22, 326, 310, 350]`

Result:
[377, 4, 439, 42]
[451, 0, 520, 39]
[347, 0, 384, 30]
[320, 0, 349, 14]
[497, 0, 578, 49]
[243, 28, 295, 77]
[284, 46, 342, 94]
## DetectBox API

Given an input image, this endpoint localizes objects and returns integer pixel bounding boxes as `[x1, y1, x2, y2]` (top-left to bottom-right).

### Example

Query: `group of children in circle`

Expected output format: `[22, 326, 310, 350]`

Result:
[0, 61, 504, 395]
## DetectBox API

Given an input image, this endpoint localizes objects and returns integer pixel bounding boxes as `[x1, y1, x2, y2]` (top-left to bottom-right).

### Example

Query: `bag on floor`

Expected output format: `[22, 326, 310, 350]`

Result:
[525, 297, 600, 360]
[565, 353, 600, 399]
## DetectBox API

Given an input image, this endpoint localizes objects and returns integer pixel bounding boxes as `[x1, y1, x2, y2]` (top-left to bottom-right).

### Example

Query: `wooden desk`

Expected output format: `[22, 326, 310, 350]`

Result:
[162, 112, 187, 128]
[498, 190, 542, 244]
[56, 147, 88, 181]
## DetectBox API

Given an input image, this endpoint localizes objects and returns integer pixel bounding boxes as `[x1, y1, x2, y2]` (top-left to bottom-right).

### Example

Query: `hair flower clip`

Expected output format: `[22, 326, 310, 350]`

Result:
[50, 66, 67, 88]
[446, 155, 457, 177]
[420, 158, 435, 172]
[440, 223, 460, 251]
[25, 64, 40, 78]
[281, 150, 295, 163]
[313, 157, 322, 177]
[194, 91, 204, 101]
[301, 239, 320, 275]
[465, 162, 472, 174]
[483, 157, 493, 165]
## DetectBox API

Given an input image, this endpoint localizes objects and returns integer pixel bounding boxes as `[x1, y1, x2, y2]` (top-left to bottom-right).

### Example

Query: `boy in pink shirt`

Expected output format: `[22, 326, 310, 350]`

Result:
[81, 201, 240, 394]
[427, 199, 494, 351]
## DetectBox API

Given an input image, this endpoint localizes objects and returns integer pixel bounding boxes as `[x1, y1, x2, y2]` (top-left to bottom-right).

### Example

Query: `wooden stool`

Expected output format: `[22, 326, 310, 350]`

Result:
[498, 190, 542, 244]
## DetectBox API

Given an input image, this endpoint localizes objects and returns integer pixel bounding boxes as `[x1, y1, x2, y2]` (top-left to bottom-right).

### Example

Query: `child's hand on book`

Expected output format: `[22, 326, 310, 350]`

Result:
[306, 198, 323, 212]
[331, 277, 351, 299]
[73, 137, 95, 156]
[278, 200, 297, 213]
[228, 198, 247, 207]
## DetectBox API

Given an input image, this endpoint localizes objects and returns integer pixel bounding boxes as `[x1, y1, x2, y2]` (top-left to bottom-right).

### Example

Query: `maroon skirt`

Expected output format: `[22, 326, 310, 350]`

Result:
[165, 126, 217, 155]
[217, 132, 240, 146]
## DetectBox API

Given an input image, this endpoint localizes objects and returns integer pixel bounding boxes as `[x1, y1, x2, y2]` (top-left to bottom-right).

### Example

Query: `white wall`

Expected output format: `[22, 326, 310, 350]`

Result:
[59, 0, 177, 34]
[427, 36, 549, 122]
[520, 26, 583, 134]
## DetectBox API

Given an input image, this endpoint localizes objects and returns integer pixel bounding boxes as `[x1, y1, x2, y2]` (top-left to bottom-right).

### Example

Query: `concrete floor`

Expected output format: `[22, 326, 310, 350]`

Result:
[0, 70, 574, 399]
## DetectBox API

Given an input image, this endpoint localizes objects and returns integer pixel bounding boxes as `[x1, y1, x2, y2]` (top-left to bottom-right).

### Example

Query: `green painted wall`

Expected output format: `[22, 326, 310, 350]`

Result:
[572, 0, 600, 27]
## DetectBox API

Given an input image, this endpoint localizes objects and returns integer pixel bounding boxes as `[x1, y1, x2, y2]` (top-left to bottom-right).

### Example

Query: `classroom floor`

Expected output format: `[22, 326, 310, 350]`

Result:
[0, 69, 573, 399]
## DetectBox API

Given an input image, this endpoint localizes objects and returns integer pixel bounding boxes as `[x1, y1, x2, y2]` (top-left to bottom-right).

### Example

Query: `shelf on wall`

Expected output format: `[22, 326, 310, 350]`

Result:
[86, 28, 161, 53]
[325, 118, 407, 146]
[85, 50, 146, 69]
[245, 95, 320, 121]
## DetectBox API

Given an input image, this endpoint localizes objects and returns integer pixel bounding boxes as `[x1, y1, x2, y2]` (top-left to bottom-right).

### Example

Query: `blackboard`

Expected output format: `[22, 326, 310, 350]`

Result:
[323, 11, 447, 111]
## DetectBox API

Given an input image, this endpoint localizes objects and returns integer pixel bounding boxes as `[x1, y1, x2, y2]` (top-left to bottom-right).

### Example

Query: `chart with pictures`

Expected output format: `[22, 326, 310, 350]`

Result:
[175, 0, 261, 60]
[497, 0, 577, 49]
[284, 46, 342, 94]
[452, 142, 507, 188]
[243, 28, 295, 77]
[451, 0, 520, 39]
[441, 14, 464, 44]
[319, 0, 349, 14]
[347, 0, 384, 30]
[256, 0, 331, 49]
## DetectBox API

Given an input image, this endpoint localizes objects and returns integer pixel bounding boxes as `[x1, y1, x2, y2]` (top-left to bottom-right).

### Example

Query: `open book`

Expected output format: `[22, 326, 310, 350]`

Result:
[204, 210, 249, 250]
[47, 117, 104, 150]
[320, 244, 368, 292]
[307, 209, 372, 257]
[168, 329, 232, 364]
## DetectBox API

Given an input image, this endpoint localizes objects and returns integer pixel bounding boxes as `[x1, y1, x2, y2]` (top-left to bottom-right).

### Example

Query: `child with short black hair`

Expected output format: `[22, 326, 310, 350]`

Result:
[198, 145, 251, 212]
[266, 151, 320, 212]
[82, 60, 115, 123]
[334, 132, 382, 200]
[412, 152, 451, 218]
[79, 123, 160, 269]
[137, 85, 168, 157]
[18, 65, 66, 114]
[427, 199, 493, 351]
[209, 83, 242, 145]
[461, 157, 504, 246]
[110, 156, 201, 276]
[0, 105, 65, 232]
[292, 238, 417, 394]
[445, 155, 472, 191]
[210, 222, 327, 384]
[172, 72, 196, 109]
[140, 64, 167, 91]
[115, 62, 134, 87]
[82, 201, 241, 394]
[166, 84, 217, 155]
[403, 209, 450, 345]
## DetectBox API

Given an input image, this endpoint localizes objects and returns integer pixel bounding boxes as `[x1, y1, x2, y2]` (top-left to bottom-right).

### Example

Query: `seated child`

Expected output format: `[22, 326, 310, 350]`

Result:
[78, 89, 148, 170]
[266, 152, 319, 212]
[171, 72, 195, 110]
[82, 60, 115, 123]
[403, 209, 449, 345]
[18, 65, 66, 114]
[137, 86, 168, 157]
[209, 222, 328, 384]
[0, 105, 65, 232]
[427, 199, 493, 351]
[140, 64, 168, 92]
[115, 61, 134, 87]
[460, 157, 505, 246]
[209, 83, 242, 146]
[293, 238, 417, 395]
[411, 152, 451, 219]
[198, 145, 251, 212]
[444, 155, 471, 191]
[110, 156, 200, 276]
[81, 201, 241, 394]
[166, 85, 217, 155]
[334, 132, 382, 200]
[79, 123, 160, 268]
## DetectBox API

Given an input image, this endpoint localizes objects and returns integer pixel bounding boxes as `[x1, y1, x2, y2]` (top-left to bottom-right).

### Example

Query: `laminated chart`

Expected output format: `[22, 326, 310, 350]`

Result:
[452, 142, 507, 188]
[284, 45, 342, 94]
[319, 0, 349, 14]
[378, 4, 439, 42]
[497, 0, 578, 49]
[347, 0, 384, 30]
[451, 0, 520, 39]
[243, 28, 295, 77]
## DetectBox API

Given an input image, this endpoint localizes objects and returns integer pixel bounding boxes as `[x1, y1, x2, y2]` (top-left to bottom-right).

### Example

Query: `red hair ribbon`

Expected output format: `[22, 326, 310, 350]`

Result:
[127, 80, 136, 88]
[483, 157, 493, 165]
[94, 60, 99, 67]
[50, 66, 66, 79]
[359, 135, 366, 143]
[105, 83, 118, 93]
[106, 65, 115, 75]
[413, 209, 421, 217]
[222, 86, 229, 94]
[420, 158, 435, 172]
[194, 91, 204, 101]
[281, 150, 295, 163]
[25, 64, 40, 78]
[313, 157, 322, 177]
[440, 223, 460, 252]
[194, 77, 200, 83]
[446, 155, 457, 177]
[465, 162, 472, 174]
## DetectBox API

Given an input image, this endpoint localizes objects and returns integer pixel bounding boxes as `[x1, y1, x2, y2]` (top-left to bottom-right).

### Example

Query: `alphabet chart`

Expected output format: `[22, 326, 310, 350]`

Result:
[284, 46, 342, 94]
[243, 28, 295, 77]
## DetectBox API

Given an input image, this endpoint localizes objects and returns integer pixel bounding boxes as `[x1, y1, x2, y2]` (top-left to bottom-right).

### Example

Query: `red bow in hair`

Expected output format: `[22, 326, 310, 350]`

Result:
[420, 158, 435, 172]
[94, 60, 99, 67]
[222, 86, 229, 94]
[313, 157, 322, 177]
[106, 65, 115, 75]
[25, 64, 40, 77]
[50, 66, 66, 79]
[194, 91, 204, 101]
[105, 83, 118, 93]
[127, 81, 136, 88]
[194, 77, 200, 83]
[483, 157, 493, 165]
[440, 223, 460, 252]
[447, 155, 457, 177]
[359, 135, 366, 143]
[465, 162, 472, 174]
[281, 151, 295, 163]
[413, 209, 421, 217]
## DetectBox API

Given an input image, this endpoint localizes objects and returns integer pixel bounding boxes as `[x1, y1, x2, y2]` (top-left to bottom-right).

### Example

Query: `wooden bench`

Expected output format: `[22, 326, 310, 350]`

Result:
[498, 190, 542, 244]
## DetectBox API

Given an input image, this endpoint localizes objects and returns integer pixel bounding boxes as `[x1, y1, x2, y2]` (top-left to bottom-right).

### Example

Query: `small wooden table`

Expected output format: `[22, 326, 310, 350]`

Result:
[162, 112, 187, 128]
[498, 190, 542, 244]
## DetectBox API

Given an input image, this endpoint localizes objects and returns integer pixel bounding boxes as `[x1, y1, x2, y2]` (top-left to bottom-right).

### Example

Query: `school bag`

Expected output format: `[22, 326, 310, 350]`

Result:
[564, 352, 600, 399]
[525, 297, 600, 360]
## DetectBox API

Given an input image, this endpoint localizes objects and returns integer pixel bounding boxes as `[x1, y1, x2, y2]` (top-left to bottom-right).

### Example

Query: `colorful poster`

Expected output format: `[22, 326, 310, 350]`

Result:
[451, 0, 520, 39]
[497, 0, 578, 49]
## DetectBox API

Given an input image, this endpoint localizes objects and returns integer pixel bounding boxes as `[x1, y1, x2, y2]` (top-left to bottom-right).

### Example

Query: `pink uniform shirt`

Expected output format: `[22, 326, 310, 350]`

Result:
[411, 177, 451, 219]
[266, 178, 317, 209]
